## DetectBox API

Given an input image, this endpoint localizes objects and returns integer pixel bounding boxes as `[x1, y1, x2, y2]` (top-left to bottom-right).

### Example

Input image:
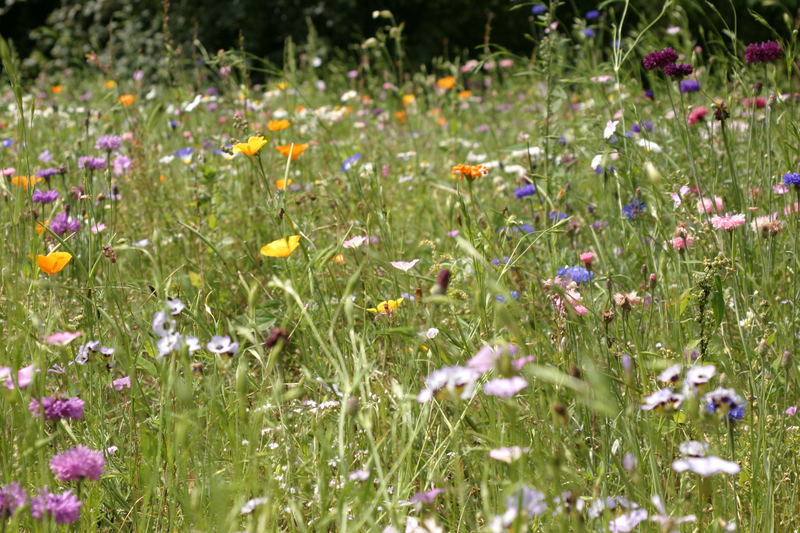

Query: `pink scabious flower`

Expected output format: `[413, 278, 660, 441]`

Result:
[687, 106, 708, 125]
[50, 446, 106, 482]
[697, 196, 724, 213]
[483, 376, 528, 398]
[31, 487, 82, 525]
[710, 213, 746, 230]
[44, 331, 82, 346]
[579, 252, 596, 266]
[29, 396, 85, 420]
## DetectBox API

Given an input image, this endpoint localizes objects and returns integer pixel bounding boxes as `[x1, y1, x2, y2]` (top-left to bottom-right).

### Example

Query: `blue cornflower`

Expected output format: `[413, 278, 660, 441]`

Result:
[492, 256, 510, 267]
[175, 147, 194, 164]
[556, 265, 594, 283]
[514, 183, 536, 198]
[549, 210, 568, 221]
[783, 172, 800, 187]
[630, 123, 641, 133]
[519, 224, 535, 233]
[585, 9, 600, 20]
[2, 139, 12, 148]
[583, 28, 596, 38]
[341, 153, 361, 172]
[622, 198, 646, 220]
[679, 80, 700, 93]
[531, 4, 547, 15]
[704, 387, 746, 422]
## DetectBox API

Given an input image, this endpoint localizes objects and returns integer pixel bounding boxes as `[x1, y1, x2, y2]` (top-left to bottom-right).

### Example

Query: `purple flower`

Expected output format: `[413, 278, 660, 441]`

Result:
[557, 265, 594, 283]
[642, 48, 678, 70]
[783, 172, 800, 187]
[531, 4, 546, 15]
[585, 9, 600, 19]
[95, 135, 122, 151]
[0, 482, 26, 518]
[36, 167, 60, 179]
[514, 183, 536, 198]
[113, 155, 132, 175]
[31, 487, 82, 524]
[745, 41, 782, 64]
[29, 396, 85, 420]
[622, 198, 646, 220]
[410, 488, 444, 504]
[50, 446, 106, 482]
[341, 153, 361, 172]
[32, 189, 59, 204]
[50, 212, 80, 236]
[39, 149, 53, 163]
[583, 28, 596, 38]
[206, 335, 239, 355]
[679, 80, 700, 93]
[663, 63, 693, 78]
[483, 376, 528, 398]
[78, 156, 105, 170]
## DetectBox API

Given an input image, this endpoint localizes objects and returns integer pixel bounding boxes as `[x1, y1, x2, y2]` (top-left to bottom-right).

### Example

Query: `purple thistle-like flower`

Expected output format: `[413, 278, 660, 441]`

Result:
[78, 156, 106, 170]
[642, 48, 678, 70]
[0, 482, 27, 518]
[29, 396, 85, 421]
[663, 63, 693, 78]
[31, 487, 82, 524]
[50, 446, 106, 482]
[745, 41, 782, 64]
[32, 189, 59, 204]
[113, 155, 132, 176]
[49, 212, 80, 236]
[95, 135, 122, 151]
[36, 167, 60, 179]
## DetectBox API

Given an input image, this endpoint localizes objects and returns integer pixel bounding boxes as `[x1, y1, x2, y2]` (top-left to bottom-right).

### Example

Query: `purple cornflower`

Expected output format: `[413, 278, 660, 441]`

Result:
[39, 149, 53, 163]
[745, 41, 782, 64]
[642, 48, 678, 70]
[31, 487, 82, 524]
[583, 28, 596, 38]
[585, 9, 600, 20]
[113, 155, 132, 175]
[78, 156, 105, 170]
[679, 80, 700, 93]
[531, 4, 546, 15]
[29, 396, 85, 420]
[32, 189, 59, 204]
[663, 63, 693, 78]
[50, 212, 80, 236]
[557, 265, 594, 283]
[514, 183, 536, 198]
[622, 198, 646, 220]
[783, 172, 800, 187]
[50, 446, 106, 482]
[0, 482, 26, 518]
[95, 135, 122, 152]
[341, 153, 361, 172]
[36, 167, 60, 179]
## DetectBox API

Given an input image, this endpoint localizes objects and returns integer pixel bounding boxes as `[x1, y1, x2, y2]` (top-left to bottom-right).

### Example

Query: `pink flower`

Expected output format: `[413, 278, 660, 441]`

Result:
[91, 223, 106, 233]
[785, 405, 798, 416]
[111, 376, 131, 391]
[710, 213, 746, 230]
[698, 196, 724, 213]
[784, 202, 800, 216]
[687, 106, 708, 125]
[744, 97, 766, 109]
[1, 365, 36, 389]
[342, 236, 368, 249]
[579, 252, 595, 266]
[670, 235, 695, 251]
[389, 259, 419, 272]
[1, 167, 15, 176]
[44, 331, 82, 346]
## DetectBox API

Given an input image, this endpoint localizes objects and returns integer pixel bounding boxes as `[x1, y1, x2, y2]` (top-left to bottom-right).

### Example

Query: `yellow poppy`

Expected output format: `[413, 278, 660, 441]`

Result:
[37, 251, 72, 275]
[232, 135, 268, 157]
[402, 94, 416, 107]
[260, 235, 301, 258]
[436, 76, 456, 90]
[275, 179, 292, 190]
[11, 176, 43, 189]
[104, 80, 117, 89]
[276, 144, 309, 161]
[267, 120, 291, 131]
[118, 94, 135, 106]
[367, 298, 404, 314]
[276, 82, 288, 91]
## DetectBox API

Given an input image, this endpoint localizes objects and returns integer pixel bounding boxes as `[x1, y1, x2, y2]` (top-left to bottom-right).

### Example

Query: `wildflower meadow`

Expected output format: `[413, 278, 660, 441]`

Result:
[2, 2, 800, 531]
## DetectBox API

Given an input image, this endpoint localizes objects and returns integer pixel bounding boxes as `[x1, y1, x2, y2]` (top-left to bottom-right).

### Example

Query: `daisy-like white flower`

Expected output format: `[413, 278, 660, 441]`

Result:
[678, 441, 709, 457]
[609, 508, 648, 532]
[684, 364, 715, 392]
[206, 336, 239, 355]
[389, 259, 419, 272]
[343, 235, 368, 249]
[672, 456, 740, 476]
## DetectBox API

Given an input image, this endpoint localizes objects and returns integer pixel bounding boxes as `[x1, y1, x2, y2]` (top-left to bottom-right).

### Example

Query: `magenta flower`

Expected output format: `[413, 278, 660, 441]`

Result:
[50, 446, 106, 482]
[31, 487, 82, 524]
[0, 482, 27, 518]
[29, 396, 85, 420]
[663, 63, 693, 78]
[642, 48, 678, 70]
[44, 331, 82, 346]
[710, 213, 746, 230]
[0, 365, 35, 389]
[111, 376, 131, 391]
[410, 488, 444, 504]
[95, 135, 122, 151]
[745, 41, 782, 64]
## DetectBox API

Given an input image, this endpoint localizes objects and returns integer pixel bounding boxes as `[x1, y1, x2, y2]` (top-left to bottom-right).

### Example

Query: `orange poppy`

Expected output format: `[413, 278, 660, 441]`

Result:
[51, 85, 63, 94]
[275, 179, 292, 190]
[332, 254, 346, 264]
[394, 110, 407, 123]
[268, 119, 291, 131]
[276, 144, 309, 161]
[118, 94, 135, 106]
[37, 251, 73, 275]
[458, 90, 472, 100]
[11, 176, 43, 189]
[436, 76, 456, 90]
[452, 164, 488, 181]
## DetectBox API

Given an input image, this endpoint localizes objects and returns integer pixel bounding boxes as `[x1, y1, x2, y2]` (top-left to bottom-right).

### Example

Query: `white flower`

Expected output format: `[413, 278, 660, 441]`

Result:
[657, 364, 682, 383]
[167, 298, 185, 315]
[348, 469, 370, 481]
[672, 456, 740, 476]
[423, 328, 439, 339]
[591, 154, 604, 171]
[488, 446, 529, 464]
[684, 364, 716, 390]
[340, 90, 358, 102]
[343, 236, 368, 249]
[678, 441, 709, 457]
[640, 388, 683, 411]
[152, 311, 175, 337]
[416, 366, 480, 403]
[604, 120, 619, 139]
[207, 335, 239, 355]
[390, 259, 419, 272]
[636, 139, 662, 152]
[609, 508, 648, 532]
[240, 497, 269, 515]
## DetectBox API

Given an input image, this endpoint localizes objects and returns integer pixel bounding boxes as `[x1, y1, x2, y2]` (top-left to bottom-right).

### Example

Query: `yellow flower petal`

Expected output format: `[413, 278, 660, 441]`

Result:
[260, 235, 301, 258]
[233, 135, 268, 157]
[37, 251, 72, 275]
